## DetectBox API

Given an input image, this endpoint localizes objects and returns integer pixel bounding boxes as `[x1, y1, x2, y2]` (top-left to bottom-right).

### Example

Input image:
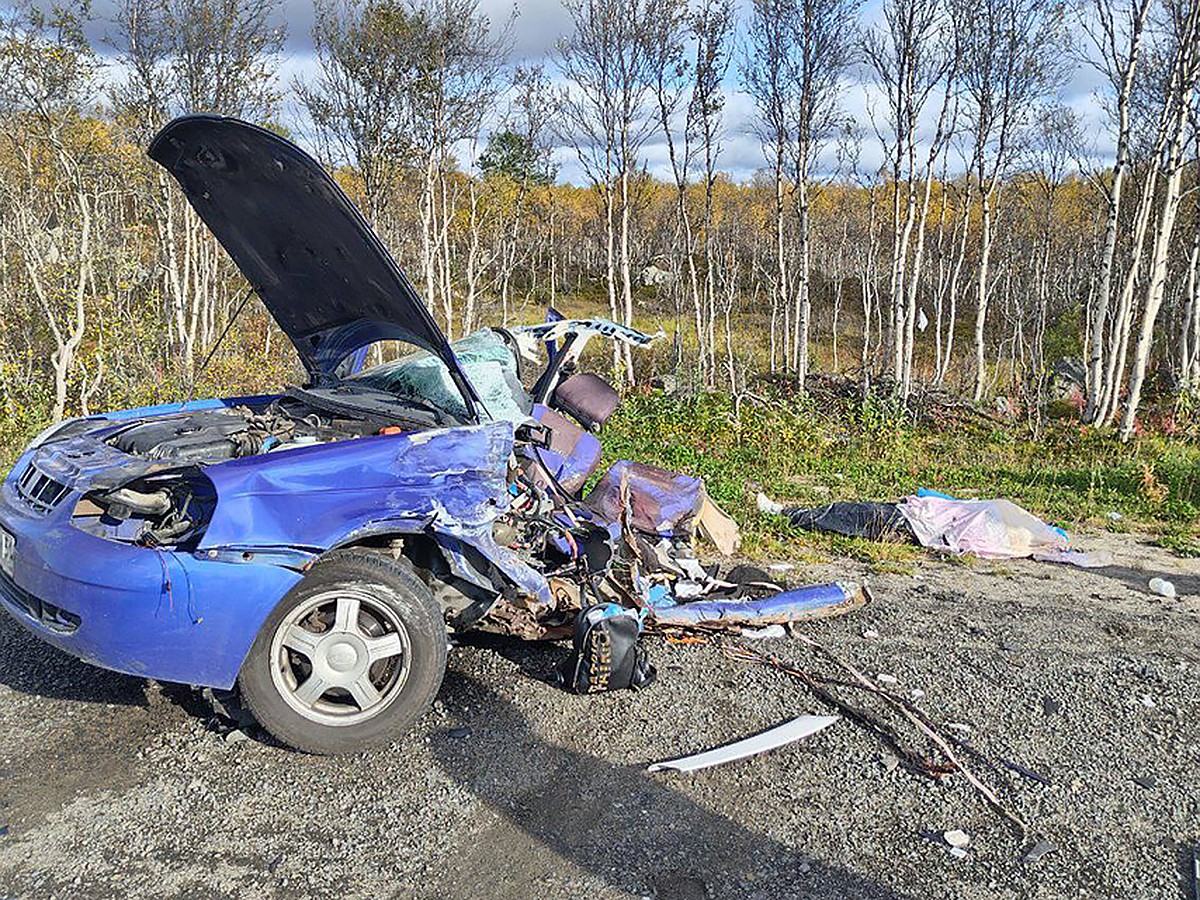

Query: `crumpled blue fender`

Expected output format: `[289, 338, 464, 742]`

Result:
[199, 421, 550, 604]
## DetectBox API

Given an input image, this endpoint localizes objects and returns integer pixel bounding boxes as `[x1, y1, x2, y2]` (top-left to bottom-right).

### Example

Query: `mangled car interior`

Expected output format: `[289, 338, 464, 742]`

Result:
[0, 115, 864, 755]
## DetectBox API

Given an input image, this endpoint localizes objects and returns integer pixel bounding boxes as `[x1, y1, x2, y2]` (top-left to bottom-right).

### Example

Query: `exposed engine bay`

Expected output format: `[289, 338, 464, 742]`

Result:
[105, 397, 397, 465]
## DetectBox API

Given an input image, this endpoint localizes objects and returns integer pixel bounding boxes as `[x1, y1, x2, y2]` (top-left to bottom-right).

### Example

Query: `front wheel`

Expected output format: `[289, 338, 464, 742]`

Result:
[239, 550, 447, 754]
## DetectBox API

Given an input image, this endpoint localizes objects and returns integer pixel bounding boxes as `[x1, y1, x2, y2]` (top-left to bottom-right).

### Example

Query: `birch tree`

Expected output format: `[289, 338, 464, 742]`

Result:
[483, 65, 559, 323]
[952, 0, 1063, 401]
[691, 0, 735, 383]
[558, 0, 683, 381]
[743, 0, 794, 373]
[109, 0, 285, 379]
[746, 0, 861, 387]
[794, 0, 861, 388]
[408, 0, 509, 337]
[863, 0, 957, 395]
[652, 0, 733, 386]
[1079, 0, 1155, 422]
[1177, 214, 1200, 393]
[1024, 104, 1084, 400]
[0, 1, 102, 422]
[1119, 0, 1200, 439]
[298, 0, 428, 226]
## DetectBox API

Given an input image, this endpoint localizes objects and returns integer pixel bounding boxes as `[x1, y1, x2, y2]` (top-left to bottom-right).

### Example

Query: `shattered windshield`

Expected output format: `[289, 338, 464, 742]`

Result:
[351, 328, 532, 425]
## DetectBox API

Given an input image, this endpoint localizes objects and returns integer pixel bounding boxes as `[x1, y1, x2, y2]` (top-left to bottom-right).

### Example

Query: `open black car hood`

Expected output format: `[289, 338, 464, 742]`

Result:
[148, 115, 478, 414]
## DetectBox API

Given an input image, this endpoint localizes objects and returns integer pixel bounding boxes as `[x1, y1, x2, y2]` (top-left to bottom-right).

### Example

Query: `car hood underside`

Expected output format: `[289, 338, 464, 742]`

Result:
[147, 114, 475, 408]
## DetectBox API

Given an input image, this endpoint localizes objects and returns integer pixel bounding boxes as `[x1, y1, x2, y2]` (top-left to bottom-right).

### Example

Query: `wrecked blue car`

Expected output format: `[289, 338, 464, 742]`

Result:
[1, 116, 862, 753]
[0, 115, 666, 753]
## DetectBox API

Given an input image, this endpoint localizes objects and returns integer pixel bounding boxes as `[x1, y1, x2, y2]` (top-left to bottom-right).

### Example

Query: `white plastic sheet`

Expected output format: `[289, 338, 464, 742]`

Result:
[899, 495, 1068, 559]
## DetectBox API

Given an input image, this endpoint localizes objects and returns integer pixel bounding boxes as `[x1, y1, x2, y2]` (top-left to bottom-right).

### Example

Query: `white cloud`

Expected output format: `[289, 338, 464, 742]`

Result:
[72, 0, 1118, 182]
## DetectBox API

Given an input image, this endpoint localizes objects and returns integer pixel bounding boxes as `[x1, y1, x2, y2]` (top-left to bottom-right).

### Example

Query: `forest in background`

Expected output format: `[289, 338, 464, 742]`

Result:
[0, 0, 1199, 466]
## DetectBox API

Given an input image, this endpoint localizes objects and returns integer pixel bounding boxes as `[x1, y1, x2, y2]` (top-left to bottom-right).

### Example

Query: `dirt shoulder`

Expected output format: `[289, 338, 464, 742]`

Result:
[0, 533, 1196, 900]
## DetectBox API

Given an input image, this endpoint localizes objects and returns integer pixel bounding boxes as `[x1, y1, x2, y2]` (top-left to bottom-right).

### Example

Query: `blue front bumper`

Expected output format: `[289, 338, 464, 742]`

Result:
[0, 453, 301, 689]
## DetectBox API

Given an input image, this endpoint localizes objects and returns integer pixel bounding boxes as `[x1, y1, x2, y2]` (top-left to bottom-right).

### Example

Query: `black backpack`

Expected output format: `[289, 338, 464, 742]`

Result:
[556, 605, 657, 694]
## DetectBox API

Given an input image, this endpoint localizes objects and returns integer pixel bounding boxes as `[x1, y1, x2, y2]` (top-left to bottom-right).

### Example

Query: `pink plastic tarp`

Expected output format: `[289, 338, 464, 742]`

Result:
[898, 495, 1111, 567]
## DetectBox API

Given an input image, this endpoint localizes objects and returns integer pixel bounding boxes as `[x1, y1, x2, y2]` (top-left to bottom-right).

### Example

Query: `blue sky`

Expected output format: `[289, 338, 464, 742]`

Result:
[65, 0, 1114, 184]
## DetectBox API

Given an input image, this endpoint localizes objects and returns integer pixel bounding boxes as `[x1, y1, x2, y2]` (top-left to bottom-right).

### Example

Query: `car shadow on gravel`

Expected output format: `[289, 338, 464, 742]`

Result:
[0, 611, 149, 707]
[429, 670, 915, 900]
[454, 631, 565, 680]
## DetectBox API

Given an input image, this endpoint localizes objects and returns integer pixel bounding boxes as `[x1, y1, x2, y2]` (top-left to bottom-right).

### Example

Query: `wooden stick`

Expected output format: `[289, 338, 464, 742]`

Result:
[725, 639, 1028, 835]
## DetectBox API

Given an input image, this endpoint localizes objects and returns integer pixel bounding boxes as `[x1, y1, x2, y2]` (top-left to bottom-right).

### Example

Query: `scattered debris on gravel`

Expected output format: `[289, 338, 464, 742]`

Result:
[0, 531, 1196, 899]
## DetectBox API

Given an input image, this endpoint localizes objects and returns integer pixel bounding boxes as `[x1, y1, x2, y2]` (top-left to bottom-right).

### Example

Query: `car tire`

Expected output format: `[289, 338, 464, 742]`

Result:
[239, 549, 447, 755]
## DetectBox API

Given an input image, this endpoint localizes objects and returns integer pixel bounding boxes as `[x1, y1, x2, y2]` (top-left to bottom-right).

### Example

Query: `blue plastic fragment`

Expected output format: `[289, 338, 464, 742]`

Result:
[650, 582, 860, 628]
[916, 487, 955, 500]
[646, 584, 675, 609]
[592, 602, 648, 632]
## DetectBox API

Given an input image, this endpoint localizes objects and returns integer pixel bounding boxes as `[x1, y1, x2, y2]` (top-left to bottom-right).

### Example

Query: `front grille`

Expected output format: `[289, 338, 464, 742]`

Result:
[15, 462, 71, 514]
[0, 568, 80, 633]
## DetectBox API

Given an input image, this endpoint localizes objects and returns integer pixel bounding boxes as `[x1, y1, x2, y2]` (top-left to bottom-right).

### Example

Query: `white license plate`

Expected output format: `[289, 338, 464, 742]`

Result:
[0, 527, 14, 577]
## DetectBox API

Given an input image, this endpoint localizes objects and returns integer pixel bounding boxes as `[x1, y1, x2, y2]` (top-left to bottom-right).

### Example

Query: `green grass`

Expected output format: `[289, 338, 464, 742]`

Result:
[599, 391, 1200, 563]
[1155, 523, 1200, 558]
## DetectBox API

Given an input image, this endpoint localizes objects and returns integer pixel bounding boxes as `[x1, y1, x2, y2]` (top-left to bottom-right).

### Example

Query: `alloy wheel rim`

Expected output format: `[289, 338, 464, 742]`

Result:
[269, 587, 412, 727]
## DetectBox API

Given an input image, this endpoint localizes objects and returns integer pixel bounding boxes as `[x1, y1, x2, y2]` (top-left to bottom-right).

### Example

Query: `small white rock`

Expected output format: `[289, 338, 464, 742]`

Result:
[1148, 577, 1176, 599]
[1139, 695, 1156, 709]
[862, 628, 881, 640]
[876, 673, 898, 685]
[910, 688, 925, 700]
[944, 829, 971, 848]
[946, 722, 973, 733]
[949, 846, 969, 859]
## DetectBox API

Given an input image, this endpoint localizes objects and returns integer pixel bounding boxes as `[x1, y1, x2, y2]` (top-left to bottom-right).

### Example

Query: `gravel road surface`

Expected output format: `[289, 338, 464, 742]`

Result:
[0, 532, 1196, 899]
